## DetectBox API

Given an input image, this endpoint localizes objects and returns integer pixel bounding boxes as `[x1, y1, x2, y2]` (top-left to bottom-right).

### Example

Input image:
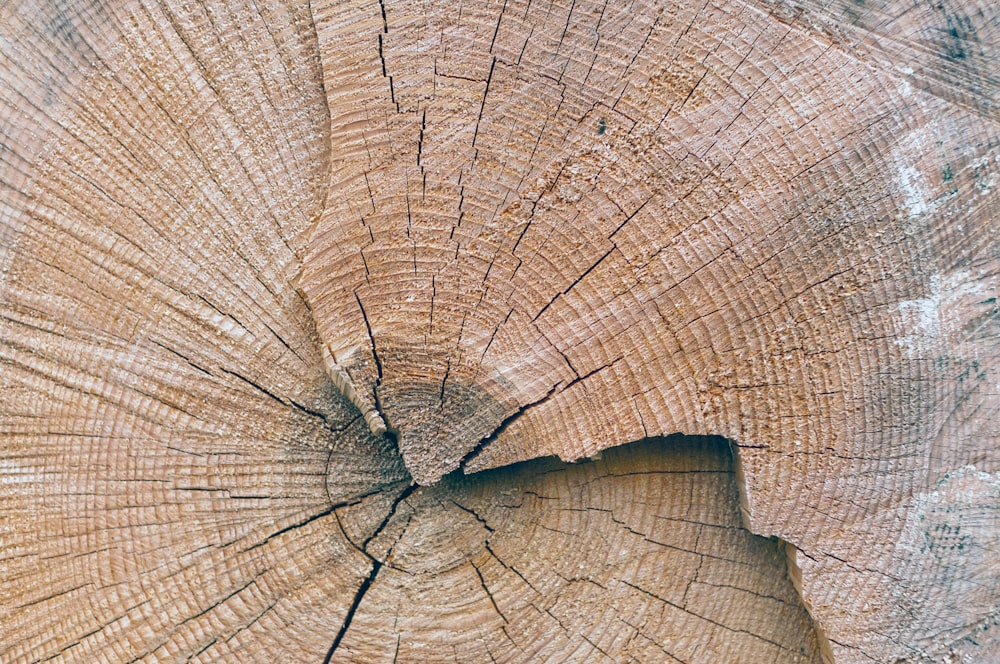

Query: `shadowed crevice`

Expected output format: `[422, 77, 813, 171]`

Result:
[323, 434, 827, 663]
[324, 482, 417, 663]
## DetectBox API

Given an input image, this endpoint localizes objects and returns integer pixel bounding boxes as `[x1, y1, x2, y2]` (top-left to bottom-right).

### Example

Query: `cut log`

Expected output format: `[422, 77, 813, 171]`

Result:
[326, 437, 824, 663]
[1, 0, 998, 662]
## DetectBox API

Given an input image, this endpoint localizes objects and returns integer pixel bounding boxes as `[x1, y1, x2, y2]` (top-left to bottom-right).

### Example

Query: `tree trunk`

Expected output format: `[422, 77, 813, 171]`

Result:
[1, 0, 997, 662]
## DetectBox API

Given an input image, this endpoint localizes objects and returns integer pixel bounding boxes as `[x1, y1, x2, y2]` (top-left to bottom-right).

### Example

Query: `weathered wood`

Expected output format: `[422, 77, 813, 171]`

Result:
[328, 437, 823, 663]
[1, 0, 997, 662]
[302, 0, 1000, 660]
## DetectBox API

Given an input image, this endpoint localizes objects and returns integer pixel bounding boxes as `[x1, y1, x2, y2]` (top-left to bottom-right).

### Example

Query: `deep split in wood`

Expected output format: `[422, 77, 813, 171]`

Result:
[1, 0, 997, 662]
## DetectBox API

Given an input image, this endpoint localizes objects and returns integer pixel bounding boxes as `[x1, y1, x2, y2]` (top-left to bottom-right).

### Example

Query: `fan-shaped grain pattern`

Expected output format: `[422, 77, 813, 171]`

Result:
[328, 436, 823, 663]
[0, 1, 405, 661]
[303, 0, 1000, 660]
[3, 0, 998, 661]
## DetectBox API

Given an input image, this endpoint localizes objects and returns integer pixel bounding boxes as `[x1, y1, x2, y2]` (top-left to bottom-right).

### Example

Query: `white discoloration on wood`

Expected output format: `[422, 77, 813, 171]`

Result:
[891, 466, 1000, 660]
[1, 0, 998, 661]
[0, 459, 37, 486]
[898, 163, 933, 219]
[299, 0, 1000, 657]
[897, 270, 994, 352]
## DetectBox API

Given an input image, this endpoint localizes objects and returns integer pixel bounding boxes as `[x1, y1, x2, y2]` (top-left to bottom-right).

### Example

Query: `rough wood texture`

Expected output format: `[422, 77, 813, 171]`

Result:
[328, 437, 823, 663]
[1, 0, 998, 662]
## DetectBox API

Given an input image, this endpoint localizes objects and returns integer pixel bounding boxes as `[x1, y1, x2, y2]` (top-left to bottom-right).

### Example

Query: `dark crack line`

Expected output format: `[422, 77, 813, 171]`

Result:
[472, 57, 497, 150]
[148, 339, 213, 376]
[361, 484, 417, 553]
[323, 558, 382, 664]
[377, 0, 388, 32]
[355, 291, 397, 441]
[459, 382, 559, 472]
[219, 366, 349, 434]
[532, 244, 616, 322]
[355, 292, 383, 385]
[323, 484, 416, 662]
[471, 559, 508, 623]
[448, 499, 495, 532]
[484, 541, 539, 595]
[620, 580, 797, 653]
[243, 481, 407, 554]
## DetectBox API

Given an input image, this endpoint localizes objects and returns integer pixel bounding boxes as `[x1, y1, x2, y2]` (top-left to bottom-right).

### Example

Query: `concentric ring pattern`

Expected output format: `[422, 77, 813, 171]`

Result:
[1, 0, 998, 662]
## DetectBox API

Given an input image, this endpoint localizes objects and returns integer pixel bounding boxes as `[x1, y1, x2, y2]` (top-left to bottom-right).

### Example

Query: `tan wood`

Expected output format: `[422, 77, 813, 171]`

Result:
[329, 437, 823, 663]
[2, 0, 998, 662]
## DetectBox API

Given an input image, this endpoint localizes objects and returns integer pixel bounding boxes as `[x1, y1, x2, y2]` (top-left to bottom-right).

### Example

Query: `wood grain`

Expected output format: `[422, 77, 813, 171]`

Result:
[2, 0, 998, 662]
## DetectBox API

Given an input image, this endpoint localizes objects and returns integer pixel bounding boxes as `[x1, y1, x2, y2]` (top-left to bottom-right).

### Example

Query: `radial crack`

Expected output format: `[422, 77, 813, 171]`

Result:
[459, 383, 560, 473]
[324, 484, 417, 661]
[471, 559, 508, 623]
[322, 559, 383, 664]
[354, 291, 393, 438]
